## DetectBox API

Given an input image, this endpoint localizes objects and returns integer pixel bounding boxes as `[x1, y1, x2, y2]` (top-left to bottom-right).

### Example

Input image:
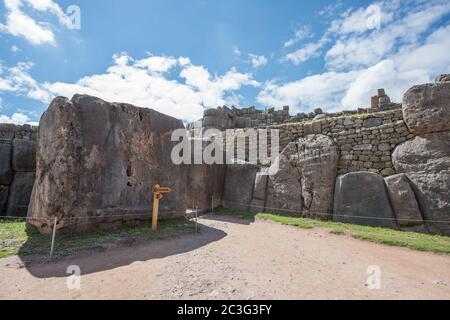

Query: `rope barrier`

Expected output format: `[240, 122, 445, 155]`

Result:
[227, 201, 450, 225]
[1, 202, 450, 225]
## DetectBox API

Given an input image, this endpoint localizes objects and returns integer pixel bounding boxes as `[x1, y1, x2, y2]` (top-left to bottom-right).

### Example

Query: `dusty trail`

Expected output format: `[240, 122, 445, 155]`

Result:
[1, 215, 449, 300]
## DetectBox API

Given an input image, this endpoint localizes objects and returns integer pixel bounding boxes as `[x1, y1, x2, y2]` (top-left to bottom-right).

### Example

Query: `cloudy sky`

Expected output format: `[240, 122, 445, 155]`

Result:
[0, 0, 449, 125]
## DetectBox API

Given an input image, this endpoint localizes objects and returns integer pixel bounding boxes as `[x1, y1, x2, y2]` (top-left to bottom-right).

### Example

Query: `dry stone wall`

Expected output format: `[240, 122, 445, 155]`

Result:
[0, 124, 37, 217]
[221, 107, 409, 177]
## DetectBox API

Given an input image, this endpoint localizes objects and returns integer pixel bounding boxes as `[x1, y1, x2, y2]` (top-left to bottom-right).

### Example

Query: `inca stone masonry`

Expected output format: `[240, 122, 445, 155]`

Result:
[0, 75, 449, 236]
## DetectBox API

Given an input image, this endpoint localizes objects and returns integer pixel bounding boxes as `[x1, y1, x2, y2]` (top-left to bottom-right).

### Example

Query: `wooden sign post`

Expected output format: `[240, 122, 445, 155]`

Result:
[152, 184, 172, 231]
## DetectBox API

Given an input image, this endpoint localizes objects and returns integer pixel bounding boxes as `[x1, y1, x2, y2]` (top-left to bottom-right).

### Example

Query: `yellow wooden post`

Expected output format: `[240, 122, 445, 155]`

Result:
[152, 184, 172, 231]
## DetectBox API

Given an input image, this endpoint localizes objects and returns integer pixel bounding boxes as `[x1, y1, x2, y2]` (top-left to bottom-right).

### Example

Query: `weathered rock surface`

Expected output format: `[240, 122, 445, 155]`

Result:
[252, 169, 268, 201]
[222, 164, 259, 211]
[12, 139, 36, 172]
[188, 164, 226, 212]
[28, 95, 189, 234]
[0, 143, 13, 185]
[266, 134, 338, 217]
[0, 185, 9, 215]
[403, 83, 450, 134]
[7, 172, 35, 217]
[333, 172, 397, 228]
[385, 174, 423, 227]
[392, 132, 450, 235]
[436, 74, 450, 83]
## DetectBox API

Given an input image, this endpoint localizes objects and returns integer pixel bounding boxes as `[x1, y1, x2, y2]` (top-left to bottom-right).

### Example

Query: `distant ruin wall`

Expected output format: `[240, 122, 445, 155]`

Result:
[0, 124, 37, 217]
[220, 107, 409, 177]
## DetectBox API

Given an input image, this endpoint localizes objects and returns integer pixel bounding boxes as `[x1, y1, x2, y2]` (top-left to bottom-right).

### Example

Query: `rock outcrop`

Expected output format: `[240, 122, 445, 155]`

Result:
[392, 132, 450, 235]
[402, 82, 450, 134]
[266, 134, 338, 217]
[385, 174, 423, 227]
[222, 164, 259, 211]
[28, 95, 189, 234]
[333, 172, 397, 228]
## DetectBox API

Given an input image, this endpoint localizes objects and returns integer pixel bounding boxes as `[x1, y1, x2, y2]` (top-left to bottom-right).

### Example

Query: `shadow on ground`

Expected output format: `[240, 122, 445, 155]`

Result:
[17, 222, 226, 278]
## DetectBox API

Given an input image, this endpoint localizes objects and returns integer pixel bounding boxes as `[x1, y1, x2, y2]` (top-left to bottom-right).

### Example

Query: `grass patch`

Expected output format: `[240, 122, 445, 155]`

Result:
[0, 218, 195, 259]
[214, 208, 450, 255]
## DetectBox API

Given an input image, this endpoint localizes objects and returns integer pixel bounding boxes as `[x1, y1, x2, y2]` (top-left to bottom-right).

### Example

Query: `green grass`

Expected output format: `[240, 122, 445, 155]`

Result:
[0, 218, 195, 259]
[214, 207, 450, 255]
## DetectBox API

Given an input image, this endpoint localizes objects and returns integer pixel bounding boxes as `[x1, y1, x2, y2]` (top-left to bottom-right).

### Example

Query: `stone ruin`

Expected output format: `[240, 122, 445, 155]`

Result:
[190, 88, 399, 130]
[0, 76, 449, 236]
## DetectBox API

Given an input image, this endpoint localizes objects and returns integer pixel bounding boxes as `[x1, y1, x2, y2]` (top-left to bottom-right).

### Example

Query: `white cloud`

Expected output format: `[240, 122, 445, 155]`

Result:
[11, 45, 21, 53]
[284, 40, 325, 65]
[249, 54, 268, 68]
[262, 0, 450, 113]
[342, 23, 450, 108]
[0, 0, 73, 45]
[232, 46, 242, 56]
[325, 1, 450, 69]
[257, 70, 361, 113]
[39, 54, 259, 122]
[0, 112, 36, 125]
[0, 61, 50, 102]
[284, 25, 313, 48]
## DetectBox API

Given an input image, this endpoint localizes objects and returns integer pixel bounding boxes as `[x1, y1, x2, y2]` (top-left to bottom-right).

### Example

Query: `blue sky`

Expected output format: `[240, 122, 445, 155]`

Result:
[0, 0, 449, 124]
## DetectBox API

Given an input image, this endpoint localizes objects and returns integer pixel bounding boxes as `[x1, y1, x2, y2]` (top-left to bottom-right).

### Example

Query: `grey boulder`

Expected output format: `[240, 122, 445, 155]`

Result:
[392, 132, 450, 235]
[266, 134, 338, 217]
[28, 95, 189, 234]
[333, 172, 397, 228]
[0, 185, 9, 215]
[12, 139, 36, 172]
[385, 174, 423, 227]
[0, 143, 13, 185]
[402, 83, 450, 134]
[222, 164, 259, 211]
[7, 172, 35, 217]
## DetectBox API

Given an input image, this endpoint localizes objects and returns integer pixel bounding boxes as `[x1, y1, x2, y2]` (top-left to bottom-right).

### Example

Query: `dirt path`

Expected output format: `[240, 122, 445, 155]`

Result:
[1, 215, 450, 300]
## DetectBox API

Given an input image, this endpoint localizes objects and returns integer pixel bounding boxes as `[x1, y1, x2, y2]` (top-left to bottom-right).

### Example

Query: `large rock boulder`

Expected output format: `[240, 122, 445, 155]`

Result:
[0, 142, 13, 185]
[7, 172, 35, 217]
[333, 172, 397, 228]
[385, 174, 423, 227]
[12, 139, 36, 172]
[188, 164, 226, 212]
[266, 134, 338, 217]
[28, 95, 189, 234]
[392, 132, 450, 235]
[0, 185, 9, 215]
[436, 74, 450, 83]
[402, 82, 450, 134]
[222, 164, 259, 211]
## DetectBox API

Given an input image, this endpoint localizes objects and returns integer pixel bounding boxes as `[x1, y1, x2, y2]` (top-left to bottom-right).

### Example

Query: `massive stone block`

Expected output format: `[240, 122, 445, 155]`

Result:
[333, 172, 397, 228]
[266, 134, 338, 217]
[0, 185, 9, 215]
[392, 132, 450, 235]
[403, 83, 450, 134]
[12, 139, 36, 172]
[222, 164, 259, 211]
[0, 142, 13, 185]
[7, 172, 35, 217]
[187, 164, 226, 212]
[385, 174, 423, 227]
[252, 169, 268, 201]
[28, 95, 189, 234]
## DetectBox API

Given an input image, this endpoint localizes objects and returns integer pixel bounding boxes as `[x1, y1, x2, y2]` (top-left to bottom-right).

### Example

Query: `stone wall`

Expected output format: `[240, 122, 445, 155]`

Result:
[219, 106, 408, 177]
[0, 124, 37, 217]
[220, 75, 450, 235]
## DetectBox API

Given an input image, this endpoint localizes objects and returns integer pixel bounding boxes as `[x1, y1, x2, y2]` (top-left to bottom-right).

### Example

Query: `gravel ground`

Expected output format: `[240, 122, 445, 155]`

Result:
[1, 215, 449, 300]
